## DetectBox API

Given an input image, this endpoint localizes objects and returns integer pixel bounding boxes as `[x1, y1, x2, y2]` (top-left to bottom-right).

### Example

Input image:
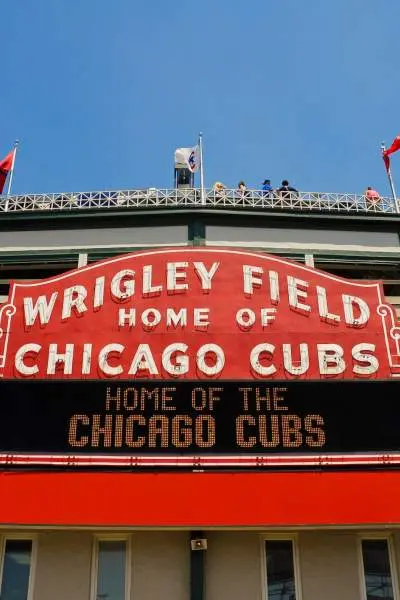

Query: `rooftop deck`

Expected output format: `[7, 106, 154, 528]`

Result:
[0, 188, 398, 215]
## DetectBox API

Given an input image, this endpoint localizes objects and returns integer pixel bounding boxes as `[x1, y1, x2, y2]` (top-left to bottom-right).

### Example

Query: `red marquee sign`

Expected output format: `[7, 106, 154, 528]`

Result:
[0, 247, 399, 380]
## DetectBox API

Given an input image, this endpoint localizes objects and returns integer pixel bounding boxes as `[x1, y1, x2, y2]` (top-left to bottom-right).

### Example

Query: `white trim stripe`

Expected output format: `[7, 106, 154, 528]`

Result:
[1, 452, 400, 468]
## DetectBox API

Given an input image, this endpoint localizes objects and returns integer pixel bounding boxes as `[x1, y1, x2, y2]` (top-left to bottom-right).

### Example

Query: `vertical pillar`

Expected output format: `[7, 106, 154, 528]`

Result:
[78, 253, 88, 268]
[190, 531, 206, 600]
[188, 220, 206, 246]
[305, 254, 314, 268]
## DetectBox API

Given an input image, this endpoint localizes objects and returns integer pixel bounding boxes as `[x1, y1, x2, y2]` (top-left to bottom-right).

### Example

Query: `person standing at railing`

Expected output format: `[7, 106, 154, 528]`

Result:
[364, 186, 382, 211]
[277, 180, 299, 199]
[261, 179, 273, 197]
[236, 181, 250, 200]
[213, 181, 226, 199]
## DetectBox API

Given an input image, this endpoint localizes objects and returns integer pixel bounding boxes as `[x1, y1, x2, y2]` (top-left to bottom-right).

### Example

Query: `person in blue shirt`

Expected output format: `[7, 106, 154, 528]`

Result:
[262, 179, 273, 191]
[261, 179, 273, 195]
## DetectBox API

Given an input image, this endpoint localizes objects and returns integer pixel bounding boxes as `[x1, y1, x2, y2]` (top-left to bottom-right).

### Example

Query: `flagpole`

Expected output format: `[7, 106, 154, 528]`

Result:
[381, 142, 399, 213]
[6, 140, 19, 196]
[199, 132, 206, 205]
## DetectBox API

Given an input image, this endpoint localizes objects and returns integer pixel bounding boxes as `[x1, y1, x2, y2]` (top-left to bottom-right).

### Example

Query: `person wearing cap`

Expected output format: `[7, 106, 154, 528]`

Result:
[262, 179, 273, 193]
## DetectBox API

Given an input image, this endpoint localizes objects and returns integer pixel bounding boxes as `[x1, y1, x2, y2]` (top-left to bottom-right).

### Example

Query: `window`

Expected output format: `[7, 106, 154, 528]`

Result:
[361, 539, 396, 600]
[0, 539, 33, 600]
[93, 540, 128, 600]
[265, 540, 298, 600]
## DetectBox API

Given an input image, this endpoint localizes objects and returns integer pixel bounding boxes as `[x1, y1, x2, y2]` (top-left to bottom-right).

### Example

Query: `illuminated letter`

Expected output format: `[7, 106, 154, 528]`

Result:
[197, 344, 225, 376]
[125, 415, 145, 447]
[194, 262, 220, 291]
[317, 286, 340, 324]
[342, 295, 370, 327]
[259, 415, 280, 447]
[283, 343, 310, 376]
[287, 276, 311, 314]
[111, 270, 135, 301]
[15, 343, 41, 375]
[167, 262, 188, 292]
[47, 343, 74, 375]
[98, 343, 124, 376]
[269, 270, 280, 304]
[93, 276, 105, 309]
[162, 343, 189, 376]
[352, 343, 379, 375]
[236, 308, 255, 329]
[172, 416, 192, 448]
[62, 285, 88, 319]
[143, 265, 162, 295]
[23, 293, 57, 327]
[194, 308, 210, 327]
[317, 343, 345, 375]
[82, 343, 92, 375]
[236, 415, 256, 448]
[118, 308, 136, 327]
[141, 308, 161, 329]
[243, 265, 263, 296]
[166, 308, 187, 328]
[68, 415, 89, 447]
[128, 344, 159, 375]
[250, 343, 276, 376]
[260, 308, 277, 326]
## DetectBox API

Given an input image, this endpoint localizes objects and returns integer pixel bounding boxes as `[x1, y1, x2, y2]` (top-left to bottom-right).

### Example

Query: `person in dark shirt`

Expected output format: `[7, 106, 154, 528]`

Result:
[236, 181, 249, 199]
[278, 180, 298, 198]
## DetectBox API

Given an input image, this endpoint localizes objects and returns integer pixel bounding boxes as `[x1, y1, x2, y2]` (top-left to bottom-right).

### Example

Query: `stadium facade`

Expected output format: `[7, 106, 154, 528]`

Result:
[0, 187, 399, 600]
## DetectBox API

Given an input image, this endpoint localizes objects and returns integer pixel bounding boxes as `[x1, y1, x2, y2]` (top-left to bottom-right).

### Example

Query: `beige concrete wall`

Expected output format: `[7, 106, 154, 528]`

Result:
[132, 531, 189, 600]
[299, 532, 360, 600]
[33, 532, 92, 600]
[206, 532, 263, 600]
[4, 528, 400, 600]
[206, 531, 363, 600]
[32, 530, 189, 600]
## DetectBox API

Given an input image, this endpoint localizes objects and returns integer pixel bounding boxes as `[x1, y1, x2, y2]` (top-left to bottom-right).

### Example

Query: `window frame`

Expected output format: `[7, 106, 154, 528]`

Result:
[358, 534, 399, 600]
[90, 535, 132, 600]
[261, 534, 302, 600]
[0, 534, 37, 600]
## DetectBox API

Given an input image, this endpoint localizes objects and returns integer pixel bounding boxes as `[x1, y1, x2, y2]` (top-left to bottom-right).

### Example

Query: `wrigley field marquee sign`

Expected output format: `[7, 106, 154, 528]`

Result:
[1, 248, 400, 380]
[0, 247, 400, 470]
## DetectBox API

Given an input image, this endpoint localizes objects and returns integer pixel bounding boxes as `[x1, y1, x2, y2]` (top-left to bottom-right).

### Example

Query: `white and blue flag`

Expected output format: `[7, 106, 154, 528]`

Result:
[174, 145, 201, 173]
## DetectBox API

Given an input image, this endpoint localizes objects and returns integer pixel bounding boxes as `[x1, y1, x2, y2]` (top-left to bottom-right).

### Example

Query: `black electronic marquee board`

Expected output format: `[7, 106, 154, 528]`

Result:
[0, 379, 400, 471]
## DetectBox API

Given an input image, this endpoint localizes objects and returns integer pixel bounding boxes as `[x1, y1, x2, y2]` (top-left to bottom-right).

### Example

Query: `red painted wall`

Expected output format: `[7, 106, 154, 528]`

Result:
[0, 471, 399, 527]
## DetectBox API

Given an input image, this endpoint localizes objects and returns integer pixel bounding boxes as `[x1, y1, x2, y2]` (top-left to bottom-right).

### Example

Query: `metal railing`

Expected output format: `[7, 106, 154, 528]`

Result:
[0, 188, 398, 215]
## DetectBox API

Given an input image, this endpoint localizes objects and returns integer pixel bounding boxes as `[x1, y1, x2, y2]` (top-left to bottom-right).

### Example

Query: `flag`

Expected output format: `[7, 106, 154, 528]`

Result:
[383, 136, 400, 172]
[0, 149, 15, 194]
[174, 145, 200, 173]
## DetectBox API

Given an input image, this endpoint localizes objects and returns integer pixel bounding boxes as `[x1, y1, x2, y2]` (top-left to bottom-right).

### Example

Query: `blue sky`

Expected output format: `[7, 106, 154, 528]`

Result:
[2, 0, 400, 195]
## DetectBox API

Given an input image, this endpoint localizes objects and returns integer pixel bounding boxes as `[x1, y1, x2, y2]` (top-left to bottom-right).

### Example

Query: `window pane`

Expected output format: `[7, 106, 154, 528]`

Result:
[96, 541, 126, 600]
[362, 540, 395, 600]
[0, 540, 32, 600]
[265, 540, 296, 600]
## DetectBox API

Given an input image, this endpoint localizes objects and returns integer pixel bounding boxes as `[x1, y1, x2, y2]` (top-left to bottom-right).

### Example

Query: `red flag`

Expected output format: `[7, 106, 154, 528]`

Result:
[0, 149, 15, 194]
[383, 136, 400, 172]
